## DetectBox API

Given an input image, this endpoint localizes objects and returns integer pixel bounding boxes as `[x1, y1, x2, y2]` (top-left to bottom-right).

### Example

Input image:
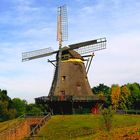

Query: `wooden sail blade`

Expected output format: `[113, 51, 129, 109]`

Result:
[22, 47, 58, 62]
[68, 37, 106, 54]
[57, 5, 68, 43]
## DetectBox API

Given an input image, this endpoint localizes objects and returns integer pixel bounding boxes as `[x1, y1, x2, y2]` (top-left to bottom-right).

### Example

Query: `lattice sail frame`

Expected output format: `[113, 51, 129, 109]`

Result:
[22, 47, 55, 61]
[22, 38, 107, 61]
[69, 38, 106, 55]
[57, 5, 68, 43]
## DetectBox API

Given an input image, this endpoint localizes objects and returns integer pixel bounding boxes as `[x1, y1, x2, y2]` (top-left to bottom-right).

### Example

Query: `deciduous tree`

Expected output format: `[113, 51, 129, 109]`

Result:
[12, 98, 27, 117]
[111, 84, 120, 110]
[119, 85, 131, 110]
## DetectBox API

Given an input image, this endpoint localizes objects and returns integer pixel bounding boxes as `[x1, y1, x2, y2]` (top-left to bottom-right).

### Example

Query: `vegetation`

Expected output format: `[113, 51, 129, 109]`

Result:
[35, 114, 140, 140]
[92, 82, 140, 110]
[0, 90, 17, 121]
[100, 107, 114, 131]
[0, 89, 43, 122]
[111, 84, 121, 110]
[0, 82, 140, 122]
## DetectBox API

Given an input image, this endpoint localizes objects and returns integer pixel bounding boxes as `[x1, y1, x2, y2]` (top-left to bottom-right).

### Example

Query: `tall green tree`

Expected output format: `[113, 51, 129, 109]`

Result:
[92, 84, 111, 106]
[0, 90, 16, 121]
[26, 103, 42, 115]
[0, 90, 10, 101]
[127, 83, 140, 109]
[12, 98, 27, 117]
[0, 100, 9, 121]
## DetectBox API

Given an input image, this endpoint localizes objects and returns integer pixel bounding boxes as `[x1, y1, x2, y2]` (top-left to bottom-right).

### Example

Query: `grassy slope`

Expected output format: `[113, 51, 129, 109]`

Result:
[37, 114, 140, 140]
[77, 124, 140, 140]
[0, 118, 23, 133]
[37, 115, 100, 140]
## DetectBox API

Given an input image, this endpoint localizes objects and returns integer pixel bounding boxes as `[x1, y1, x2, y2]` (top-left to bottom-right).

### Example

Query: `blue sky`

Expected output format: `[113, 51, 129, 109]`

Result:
[0, 0, 140, 102]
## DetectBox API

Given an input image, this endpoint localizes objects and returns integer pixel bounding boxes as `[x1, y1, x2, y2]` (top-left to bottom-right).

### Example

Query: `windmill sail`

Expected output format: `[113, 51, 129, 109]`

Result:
[22, 38, 106, 62]
[57, 5, 68, 44]
[22, 47, 57, 61]
[68, 38, 106, 54]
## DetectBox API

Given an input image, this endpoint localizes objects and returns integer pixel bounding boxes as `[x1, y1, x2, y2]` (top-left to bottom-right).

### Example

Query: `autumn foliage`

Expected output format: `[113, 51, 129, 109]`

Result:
[92, 83, 140, 110]
[111, 85, 121, 110]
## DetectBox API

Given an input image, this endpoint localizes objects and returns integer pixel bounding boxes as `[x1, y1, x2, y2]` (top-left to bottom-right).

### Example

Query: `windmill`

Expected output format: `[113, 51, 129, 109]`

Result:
[22, 5, 106, 114]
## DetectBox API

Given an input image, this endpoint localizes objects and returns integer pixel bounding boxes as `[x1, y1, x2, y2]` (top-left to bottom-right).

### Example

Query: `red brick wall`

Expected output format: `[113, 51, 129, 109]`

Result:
[0, 118, 44, 140]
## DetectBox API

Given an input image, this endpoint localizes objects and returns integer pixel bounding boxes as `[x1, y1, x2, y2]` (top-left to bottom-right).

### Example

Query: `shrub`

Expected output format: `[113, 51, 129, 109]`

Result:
[100, 106, 114, 131]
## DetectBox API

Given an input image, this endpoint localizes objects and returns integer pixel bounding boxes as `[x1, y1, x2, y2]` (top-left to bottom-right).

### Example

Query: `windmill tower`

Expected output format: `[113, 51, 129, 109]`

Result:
[22, 5, 106, 114]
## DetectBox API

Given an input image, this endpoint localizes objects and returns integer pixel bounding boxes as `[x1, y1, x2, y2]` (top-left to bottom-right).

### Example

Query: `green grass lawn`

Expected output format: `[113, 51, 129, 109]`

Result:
[0, 118, 23, 133]
[36, 114, 140, 140]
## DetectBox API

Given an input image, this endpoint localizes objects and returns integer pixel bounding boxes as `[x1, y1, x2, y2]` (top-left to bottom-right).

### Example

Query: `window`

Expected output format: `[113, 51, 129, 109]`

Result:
[62, 76, 66, 81]
[77, 83, 81, 91]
